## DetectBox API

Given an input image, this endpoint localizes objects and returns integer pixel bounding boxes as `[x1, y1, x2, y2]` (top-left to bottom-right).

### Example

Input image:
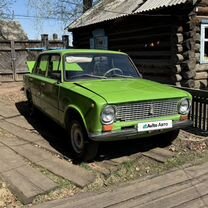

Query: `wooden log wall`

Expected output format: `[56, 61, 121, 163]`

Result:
[73, 16, 178, 85]
[72, 3, 208, 89]
[109, 17, 175, 85]
[171, 15, 197, 88]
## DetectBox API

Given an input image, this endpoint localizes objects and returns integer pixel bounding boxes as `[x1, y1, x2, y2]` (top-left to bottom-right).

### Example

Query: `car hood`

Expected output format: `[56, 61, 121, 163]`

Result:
[74, 79, 190, 104]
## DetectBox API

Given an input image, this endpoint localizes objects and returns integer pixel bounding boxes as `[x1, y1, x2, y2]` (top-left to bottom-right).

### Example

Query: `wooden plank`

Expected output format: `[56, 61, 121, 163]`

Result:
[110, 24, 172, 37]
[196, 7, 208, 15]
[12, 143, 95, 188]
[110, 33, 170, 43]
[0, 146, 57, 204]
[194, 80, 208, 89]
[195, 64, 208, 72]
[142, 148, 175, 163]
[199, 100, 203, 129]
[125, 181, 208, 208]
[175, 195, 208, 208]
[198, 0, 208, 6]
[10, 41, 16, 81]
[206, 105, 208, 131]
[6, 116, 34, 130]
[133, 59, 171, 65]
[195, 101, 199, 128]
[195, 72, 208, 80]
[139, 67, 173, 75]
[112, 42, 171, 51]
[128, 51, 171, 57]
[2, 166, 57, 205]
[32, 163, 208, 208]
[191, 98, 195, 123]
[203, 103, 207, 131]
[175, 86, 208, 131]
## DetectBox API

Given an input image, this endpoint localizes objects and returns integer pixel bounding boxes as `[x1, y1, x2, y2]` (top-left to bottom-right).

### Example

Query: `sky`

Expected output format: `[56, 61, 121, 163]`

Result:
[10, 0, 72, 42]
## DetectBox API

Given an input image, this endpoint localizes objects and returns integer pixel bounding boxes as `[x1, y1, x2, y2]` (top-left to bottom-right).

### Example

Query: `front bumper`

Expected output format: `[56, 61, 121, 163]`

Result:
[89, 120, 193, 142]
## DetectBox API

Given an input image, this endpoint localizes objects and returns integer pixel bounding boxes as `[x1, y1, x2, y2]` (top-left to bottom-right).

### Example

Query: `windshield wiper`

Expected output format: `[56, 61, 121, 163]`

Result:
[107, 74, 135, 78]
[71, 74, 107, 80]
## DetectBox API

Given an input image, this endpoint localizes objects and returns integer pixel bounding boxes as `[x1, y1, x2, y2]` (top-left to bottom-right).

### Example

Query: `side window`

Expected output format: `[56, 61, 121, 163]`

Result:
[33, 55, 49, 76]
[47, 54, 61, 80]
[200, 24, 208, 64]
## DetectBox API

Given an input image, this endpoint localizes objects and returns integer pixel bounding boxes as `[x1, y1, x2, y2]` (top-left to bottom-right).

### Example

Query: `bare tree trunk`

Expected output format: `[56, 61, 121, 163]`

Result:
[83, 0, 92, 13]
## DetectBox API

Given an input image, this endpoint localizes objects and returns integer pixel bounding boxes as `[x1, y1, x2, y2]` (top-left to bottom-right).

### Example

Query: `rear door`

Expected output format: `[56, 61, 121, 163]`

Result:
[40, 54, 61, 121]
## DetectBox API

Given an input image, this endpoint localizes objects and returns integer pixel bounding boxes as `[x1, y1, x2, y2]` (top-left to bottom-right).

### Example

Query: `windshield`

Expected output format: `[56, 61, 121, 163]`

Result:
[64, 53, 140, 81]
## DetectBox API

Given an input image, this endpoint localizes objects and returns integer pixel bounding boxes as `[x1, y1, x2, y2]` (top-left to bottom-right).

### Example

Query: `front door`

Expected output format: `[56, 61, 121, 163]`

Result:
[30, 54, 49, 108]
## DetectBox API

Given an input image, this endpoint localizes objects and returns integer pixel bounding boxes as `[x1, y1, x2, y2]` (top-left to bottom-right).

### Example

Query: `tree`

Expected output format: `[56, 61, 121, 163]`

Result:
[0, 0, 15, 40]
[0, 0, 14, 19]
[27, 0, 97, 24]
[26, 0, 99, 38]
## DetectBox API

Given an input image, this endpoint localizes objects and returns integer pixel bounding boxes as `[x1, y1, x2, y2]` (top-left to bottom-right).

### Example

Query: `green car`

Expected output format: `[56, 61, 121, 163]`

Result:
[24, 49, 192, 161]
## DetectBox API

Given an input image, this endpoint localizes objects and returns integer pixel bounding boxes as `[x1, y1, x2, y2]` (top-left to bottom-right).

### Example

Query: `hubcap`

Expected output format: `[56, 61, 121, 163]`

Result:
[70, 122, 84, 154]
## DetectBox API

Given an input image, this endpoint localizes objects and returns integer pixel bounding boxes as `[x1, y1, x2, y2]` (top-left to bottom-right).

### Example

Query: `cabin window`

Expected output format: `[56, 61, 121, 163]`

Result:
[90, 29, 108, 50]
[200, 24, 208, 63]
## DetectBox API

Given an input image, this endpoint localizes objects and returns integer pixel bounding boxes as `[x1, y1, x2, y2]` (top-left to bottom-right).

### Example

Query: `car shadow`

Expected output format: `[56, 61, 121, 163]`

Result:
[15, 101, 72, 158]
[15, 101, 171, 164]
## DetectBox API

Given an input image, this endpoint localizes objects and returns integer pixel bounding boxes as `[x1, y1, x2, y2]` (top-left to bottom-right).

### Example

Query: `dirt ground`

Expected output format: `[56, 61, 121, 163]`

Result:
[0, 81, 208, 207]
[0, 82, 25, 103]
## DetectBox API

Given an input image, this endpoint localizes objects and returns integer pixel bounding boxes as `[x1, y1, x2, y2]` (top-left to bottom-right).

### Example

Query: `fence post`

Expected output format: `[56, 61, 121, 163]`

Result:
[10, 40, 16, 81]
[62, 35, 69, 49]
[41, 34, 49, 49]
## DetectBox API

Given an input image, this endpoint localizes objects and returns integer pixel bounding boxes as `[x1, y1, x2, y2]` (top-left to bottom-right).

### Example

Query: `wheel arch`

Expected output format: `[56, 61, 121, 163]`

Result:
[64, 106, 88, 133]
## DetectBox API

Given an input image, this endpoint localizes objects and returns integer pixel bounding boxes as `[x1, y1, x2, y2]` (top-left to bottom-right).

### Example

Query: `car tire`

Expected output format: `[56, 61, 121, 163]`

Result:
[68, 119, 99, 162]
[27, 91, 36, 116]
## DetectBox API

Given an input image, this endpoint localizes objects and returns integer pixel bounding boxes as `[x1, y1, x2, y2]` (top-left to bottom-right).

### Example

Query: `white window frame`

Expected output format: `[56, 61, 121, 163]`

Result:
[200, 23, 208, 64]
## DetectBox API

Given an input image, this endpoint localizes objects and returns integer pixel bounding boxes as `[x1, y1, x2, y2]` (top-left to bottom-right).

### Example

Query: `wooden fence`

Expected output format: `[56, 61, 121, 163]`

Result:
[0, 34, 69, 82]
[178, 87, 208, 131]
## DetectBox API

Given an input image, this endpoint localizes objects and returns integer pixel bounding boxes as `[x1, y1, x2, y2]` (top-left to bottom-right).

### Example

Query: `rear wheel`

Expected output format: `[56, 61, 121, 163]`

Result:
[26, 91, 36, 116]
[68, 119, 98, 162]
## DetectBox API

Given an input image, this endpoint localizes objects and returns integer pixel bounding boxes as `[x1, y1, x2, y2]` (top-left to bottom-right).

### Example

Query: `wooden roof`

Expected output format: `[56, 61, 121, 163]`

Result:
[68, 0, 197, 30]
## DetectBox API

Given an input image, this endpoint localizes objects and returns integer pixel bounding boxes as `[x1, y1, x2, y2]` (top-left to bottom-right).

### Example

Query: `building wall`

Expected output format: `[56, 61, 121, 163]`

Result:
[72, 5, 208, 89]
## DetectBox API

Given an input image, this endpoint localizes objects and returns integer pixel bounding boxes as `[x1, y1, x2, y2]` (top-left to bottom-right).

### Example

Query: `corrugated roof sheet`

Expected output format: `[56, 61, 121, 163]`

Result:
[69, 0, 194, 29]
[69, 0, 144, 29]
[135, 0, 188, 13]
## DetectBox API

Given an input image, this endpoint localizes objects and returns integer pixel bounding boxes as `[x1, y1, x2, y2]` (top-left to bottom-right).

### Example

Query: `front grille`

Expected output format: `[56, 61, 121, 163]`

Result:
[116, 99, 179, 122]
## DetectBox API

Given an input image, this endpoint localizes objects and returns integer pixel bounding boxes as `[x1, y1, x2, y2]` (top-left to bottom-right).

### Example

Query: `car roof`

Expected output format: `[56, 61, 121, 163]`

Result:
[40, 49, 127, 56]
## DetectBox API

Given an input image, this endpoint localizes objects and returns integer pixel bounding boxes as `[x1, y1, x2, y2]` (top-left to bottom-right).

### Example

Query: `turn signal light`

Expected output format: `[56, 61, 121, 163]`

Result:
[180, 115, 189, 121]
[102, 125, 113, 132]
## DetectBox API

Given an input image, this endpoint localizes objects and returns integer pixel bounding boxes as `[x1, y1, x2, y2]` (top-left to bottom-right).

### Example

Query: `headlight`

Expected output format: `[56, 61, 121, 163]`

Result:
[178, 99, 190, 115]
[101, 106, 116, 125]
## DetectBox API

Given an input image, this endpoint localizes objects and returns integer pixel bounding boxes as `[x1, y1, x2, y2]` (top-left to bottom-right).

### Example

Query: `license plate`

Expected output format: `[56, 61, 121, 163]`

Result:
[137, 120, 172, 132]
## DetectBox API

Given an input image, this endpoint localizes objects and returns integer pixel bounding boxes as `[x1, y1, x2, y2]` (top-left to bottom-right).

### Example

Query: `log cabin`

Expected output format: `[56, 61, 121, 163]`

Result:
[67, 0, 208, 89]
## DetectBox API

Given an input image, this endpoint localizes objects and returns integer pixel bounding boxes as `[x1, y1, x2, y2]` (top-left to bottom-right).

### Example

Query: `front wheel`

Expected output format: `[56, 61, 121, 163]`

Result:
[68, 119, 99, 162]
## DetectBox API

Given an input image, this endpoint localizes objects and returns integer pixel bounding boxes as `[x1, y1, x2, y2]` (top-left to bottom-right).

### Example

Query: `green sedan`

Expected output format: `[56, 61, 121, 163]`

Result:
[24, 49, 192, 161]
